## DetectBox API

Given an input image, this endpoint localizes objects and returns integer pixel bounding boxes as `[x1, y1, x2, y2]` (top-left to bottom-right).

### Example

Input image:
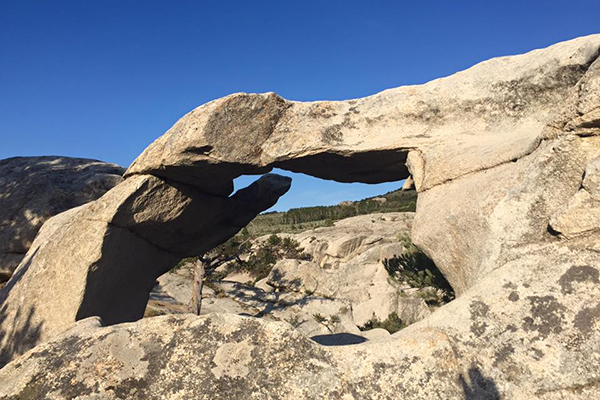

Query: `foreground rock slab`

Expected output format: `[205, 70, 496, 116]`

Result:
[0, 156, 124, 280]
[124, 34, 600, 296]
[0, 314, 471, 400]
[3, 238, 600, 399]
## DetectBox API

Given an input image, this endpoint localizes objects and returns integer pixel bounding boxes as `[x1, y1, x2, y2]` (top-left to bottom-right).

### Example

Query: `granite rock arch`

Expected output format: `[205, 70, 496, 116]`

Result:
[1, 35, 600, 377]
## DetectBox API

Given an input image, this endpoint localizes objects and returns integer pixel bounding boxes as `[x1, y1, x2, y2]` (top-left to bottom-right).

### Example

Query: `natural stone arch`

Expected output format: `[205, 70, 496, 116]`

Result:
[1, 34, 600, 370]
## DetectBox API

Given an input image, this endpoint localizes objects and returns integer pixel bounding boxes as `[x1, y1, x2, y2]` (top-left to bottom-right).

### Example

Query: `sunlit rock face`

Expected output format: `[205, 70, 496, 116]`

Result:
[264, 213, 431, 327]
[0, 156, 124, 281]
[1, 35, 600, 399]
[125, 34, 600, 296]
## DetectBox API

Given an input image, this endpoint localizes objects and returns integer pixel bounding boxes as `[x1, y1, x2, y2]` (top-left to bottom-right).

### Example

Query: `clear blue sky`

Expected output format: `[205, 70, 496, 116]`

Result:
[1, 1, 599, 211]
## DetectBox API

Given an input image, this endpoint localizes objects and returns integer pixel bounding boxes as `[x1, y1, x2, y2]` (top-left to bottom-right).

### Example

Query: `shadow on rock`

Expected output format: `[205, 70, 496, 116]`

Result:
[459, 367, 501, 400]
[311, 333, 367, 346]
[0, 250, 44, 368]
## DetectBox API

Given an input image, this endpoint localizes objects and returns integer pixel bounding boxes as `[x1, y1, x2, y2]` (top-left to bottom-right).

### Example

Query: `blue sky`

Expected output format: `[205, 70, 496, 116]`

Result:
[1, 1, 599, 211]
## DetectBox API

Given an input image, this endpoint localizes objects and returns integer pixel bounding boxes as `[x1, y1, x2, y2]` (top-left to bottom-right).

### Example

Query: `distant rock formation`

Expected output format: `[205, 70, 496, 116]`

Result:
[1, 34, 600, 399]
[401, 175, 414, 191]
[0, 156, 124, 281]
[265, 213, 431, 327]
[148, 212, 432, 338]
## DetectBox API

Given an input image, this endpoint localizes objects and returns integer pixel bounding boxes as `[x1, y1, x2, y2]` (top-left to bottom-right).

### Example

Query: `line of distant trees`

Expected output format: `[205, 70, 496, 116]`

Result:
[280, 189, 417, 224]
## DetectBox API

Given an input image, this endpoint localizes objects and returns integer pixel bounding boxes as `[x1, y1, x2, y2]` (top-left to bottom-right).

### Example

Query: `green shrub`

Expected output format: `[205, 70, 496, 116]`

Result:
[267, 234, 282, 246]
[384, 235, 454, 306]
[285, 314, 304, 328]
[396, 232, 413, 248]
[227, 234, 309, 280]
[313, 313, 327, 323]
[360, 312, 406, 334]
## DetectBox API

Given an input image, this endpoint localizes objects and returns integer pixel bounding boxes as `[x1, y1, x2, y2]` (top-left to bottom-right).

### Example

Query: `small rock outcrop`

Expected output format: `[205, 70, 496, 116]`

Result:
[265, 213, 431, 326]
[1, 35, 600, 399]
[0, 156, 124, 280]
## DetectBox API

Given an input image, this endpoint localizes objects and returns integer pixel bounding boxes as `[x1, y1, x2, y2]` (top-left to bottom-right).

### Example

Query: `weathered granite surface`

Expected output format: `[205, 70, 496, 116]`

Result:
[0, 156, 124, 280]
[1, 35, 600, 399]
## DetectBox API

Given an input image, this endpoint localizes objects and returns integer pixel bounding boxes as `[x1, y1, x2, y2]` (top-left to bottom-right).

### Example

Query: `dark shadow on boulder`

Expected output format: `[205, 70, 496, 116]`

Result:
[459, 367, 501, 400]
[219, 281, 328, 319]
[0, 249, 44, 368]
[75, 225, 179, 326]
[311, 333, 367, 346]
[77, 174, 292, 326]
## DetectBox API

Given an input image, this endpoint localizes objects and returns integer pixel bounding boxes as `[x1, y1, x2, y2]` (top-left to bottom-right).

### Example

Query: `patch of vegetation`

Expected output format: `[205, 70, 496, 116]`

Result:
[312, 313, 327, 323]
[384, 234, 455, 306]
[225, 234, 309, 280]
[310, 313, 342, 332]
[171, 233, 309, 283]
[396, 232, 413, 248]
[285, 314, 304, 328]
[323, 218, 335, 227]
[418, 287, 447, 305]
[360, 312, 406, 334]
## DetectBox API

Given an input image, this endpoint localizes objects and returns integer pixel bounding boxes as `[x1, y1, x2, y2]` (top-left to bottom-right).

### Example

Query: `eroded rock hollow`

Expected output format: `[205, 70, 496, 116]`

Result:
[1, 34, 600, 399]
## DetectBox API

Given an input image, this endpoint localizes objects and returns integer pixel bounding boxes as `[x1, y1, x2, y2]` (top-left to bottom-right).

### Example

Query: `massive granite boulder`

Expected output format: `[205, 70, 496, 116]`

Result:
[124, 34, 600, 297]
[1, 34, 600, 399]
[126, 34, 599, 193]
[0, 156, 124, 281]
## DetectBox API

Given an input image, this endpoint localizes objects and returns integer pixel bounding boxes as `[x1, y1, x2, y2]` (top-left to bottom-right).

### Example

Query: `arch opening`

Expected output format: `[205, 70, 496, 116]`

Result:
[149, 169, 455, 345]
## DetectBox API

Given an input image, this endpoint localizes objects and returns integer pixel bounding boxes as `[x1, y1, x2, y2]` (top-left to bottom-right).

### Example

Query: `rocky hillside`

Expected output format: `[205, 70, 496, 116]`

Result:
[148, 212, 451, 341]
[1, 35, 600, 399]
[245, 188, 417, 236]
